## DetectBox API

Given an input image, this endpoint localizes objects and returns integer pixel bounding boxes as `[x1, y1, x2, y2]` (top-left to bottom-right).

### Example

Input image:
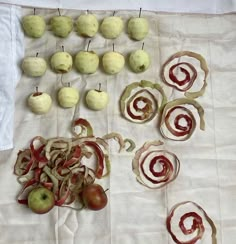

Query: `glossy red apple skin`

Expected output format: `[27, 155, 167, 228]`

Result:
[28, 187, 55, 214]
[81, 184, 108, 211]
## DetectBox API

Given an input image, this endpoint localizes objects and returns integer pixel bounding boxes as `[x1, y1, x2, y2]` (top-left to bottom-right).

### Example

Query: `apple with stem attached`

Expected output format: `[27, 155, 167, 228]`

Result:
[50, 46, 73, 73]
[81, 184, 108, 211]
[127, 8, 149, 41]
[58, 83, 80, 108]
[22, 9, 46, 38]
[129, 43, 150, 73]
[22, 53, 47, 77]
[100, 13, 123, 39]
[102, 44, 125, 74]
[85, 83, 109, 111]
[76, 13, 99, 38]
[74, 40, 99, 74]
[28, 187, 55, 214]
[50, 9, 73, 38]
[27, 87, 52, 114]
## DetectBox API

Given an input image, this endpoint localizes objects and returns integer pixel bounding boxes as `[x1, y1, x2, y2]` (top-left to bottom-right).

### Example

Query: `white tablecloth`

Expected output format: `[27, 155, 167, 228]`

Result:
[0, 2, 236, 244]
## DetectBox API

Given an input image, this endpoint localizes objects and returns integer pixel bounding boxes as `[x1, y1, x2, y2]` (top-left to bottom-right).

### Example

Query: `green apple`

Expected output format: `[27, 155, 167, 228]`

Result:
[27, 91, 52, 114]
[22, 56, 47, 77]
[22, 15, 46, 38]
[86, 85, 109, 111]
[129, 49, 150, 73]
[28, 187, 55, 214]
[76, 14, 99, 37]
[75, 51, 99, 74]
[102, 51, 125, 74]
[127, 17, 149, 41]
[50, 51, 73, 73]
[58, 86, 79, 108]
[100, 16, 123, 39]
[50, 15, 73, 38]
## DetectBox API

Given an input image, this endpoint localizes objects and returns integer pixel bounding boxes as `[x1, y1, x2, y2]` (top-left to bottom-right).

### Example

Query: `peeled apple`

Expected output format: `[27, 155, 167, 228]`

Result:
[27, 92, 52, 115]
[50, 51, 73, 73]
[100, 16, 123, 39]
[22, 57, 47, 77]
[57, 87, 79, 108]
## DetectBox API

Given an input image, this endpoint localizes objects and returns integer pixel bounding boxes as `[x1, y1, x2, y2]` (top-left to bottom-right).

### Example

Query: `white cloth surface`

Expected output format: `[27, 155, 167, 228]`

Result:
[0, 0, 236, 14]
[0, 4, 23, 150]
[0, 4, 236, 244]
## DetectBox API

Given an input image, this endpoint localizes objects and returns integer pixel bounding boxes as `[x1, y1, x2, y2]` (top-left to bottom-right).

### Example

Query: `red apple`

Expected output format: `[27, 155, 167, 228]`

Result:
[28, 187, 55, 214]
[81, 184, 108, 211]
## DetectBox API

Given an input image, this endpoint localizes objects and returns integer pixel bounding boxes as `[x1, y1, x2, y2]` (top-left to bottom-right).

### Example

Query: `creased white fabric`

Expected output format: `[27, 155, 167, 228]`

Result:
[0, 5, 236, 244]
[0, 4, 23, 150]
[0, 0, 236, 14]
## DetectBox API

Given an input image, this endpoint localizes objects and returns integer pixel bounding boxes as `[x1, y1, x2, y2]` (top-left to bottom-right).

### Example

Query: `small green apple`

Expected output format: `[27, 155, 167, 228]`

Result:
[22, 15, 46, 38]
[128, 17, 149, 41]
[58, 86, 79, 108]
[86, 85, 109, 111]
[100, 16, 123, 39]
[76, 14, 99, 37]
[102, 51, 125, 75]
[28, 187, 55, 214]
[28, 90, 52, 115]
[22, 56, 47, 77]
[50, 15, 73, 38]
[129, 49, 150, 73]
[75, 51, 99, 74]
[50, 51, 73, 73]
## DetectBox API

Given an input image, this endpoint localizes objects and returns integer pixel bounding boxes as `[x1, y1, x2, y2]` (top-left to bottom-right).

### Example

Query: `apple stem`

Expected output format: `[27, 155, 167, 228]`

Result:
[86, 9, 89, 14]
[142, 42, 144, 50]
[87, 40, 91, 52]
[98, 83, 101, 91]
[62, 45, 65, 52]
[104, 188, 109, 193]
[35, 86, 39, 93]
[112, 43, 115, 52]
[67, 82, 71, 87]
[139, 7, 142, 18]
[58, 8, 61, 16]
[36, 52, 39, 57]
[113, 11, 116, 16]
[33, 8, 36, 15]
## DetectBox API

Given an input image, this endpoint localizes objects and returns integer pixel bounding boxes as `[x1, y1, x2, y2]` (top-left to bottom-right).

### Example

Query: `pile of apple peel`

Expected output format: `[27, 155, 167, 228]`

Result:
[14, 118, 135, 213]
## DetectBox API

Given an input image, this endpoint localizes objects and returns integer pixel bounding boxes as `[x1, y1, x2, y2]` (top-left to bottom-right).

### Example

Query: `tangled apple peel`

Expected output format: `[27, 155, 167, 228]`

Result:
[14, 118, 135, 207]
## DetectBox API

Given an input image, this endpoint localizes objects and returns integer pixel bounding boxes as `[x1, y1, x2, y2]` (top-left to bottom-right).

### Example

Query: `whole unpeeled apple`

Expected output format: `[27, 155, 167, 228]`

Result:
[28, 92, 52, 114]
[102, 51, 125, 75]
[129, 49, 150, 73]
[128, 17, 149, 41]
[81, 184, 108, 211]
[50, 51, 73, 73]
[58, 87, 79, 108]
[22, 56, 47, 77]
[100, 16, 123, 39]
[28, 187, 55, 214]
[22, 15, 46, 38]
[75, 51, 99, 74]
[50, 16, 73, 38]
[76, 14, 99, 37]
[85, 88, 109, 111]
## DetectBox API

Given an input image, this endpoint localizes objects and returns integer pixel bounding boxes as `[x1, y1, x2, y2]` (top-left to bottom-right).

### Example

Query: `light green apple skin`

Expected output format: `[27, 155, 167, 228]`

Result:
[76, 14, 99, 37]
[128, 17, 149, 41]
[22, 15, 46, 38]
[22, 57, 47, 77]
[50, 51, 73, 73]
[102, 52, 125, 75]
[86, 89, 109, 111]
[50, 16, 73, 38]
[100, 16, 124, 39]
[58, 87, 79, 108]
[28, 187, 55, 214]
[75, 51, 99, 74]
[129, 49, 150, 73]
